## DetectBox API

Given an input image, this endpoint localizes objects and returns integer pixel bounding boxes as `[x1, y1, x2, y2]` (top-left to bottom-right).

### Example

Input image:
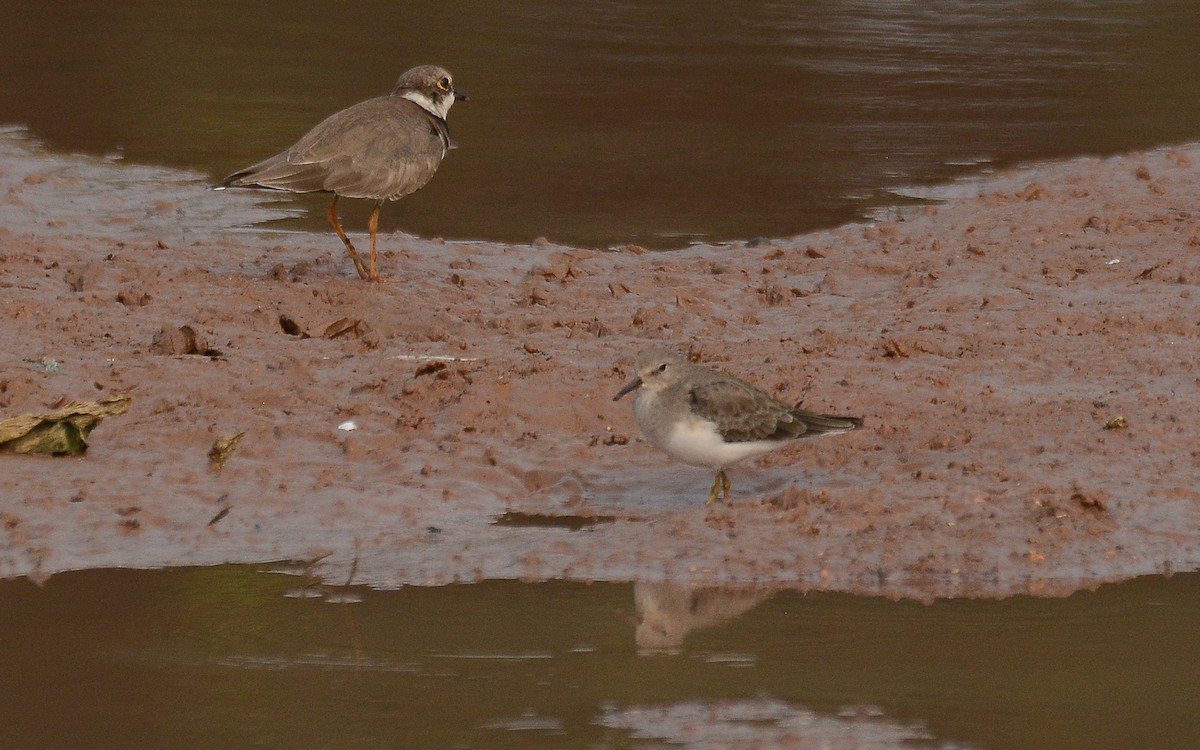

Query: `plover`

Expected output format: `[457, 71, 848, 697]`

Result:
[613, 348, 862, 504]
[214, 64, 466, 281]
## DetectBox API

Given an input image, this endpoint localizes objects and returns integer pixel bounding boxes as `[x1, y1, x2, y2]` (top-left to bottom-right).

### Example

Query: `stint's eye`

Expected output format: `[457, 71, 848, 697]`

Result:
[657, 363, 668, 373]
[437, 77, 451, 92]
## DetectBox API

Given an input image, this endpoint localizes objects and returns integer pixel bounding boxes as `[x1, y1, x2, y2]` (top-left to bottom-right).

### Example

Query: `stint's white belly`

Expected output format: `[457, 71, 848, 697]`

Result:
[655, 415, 782, 470]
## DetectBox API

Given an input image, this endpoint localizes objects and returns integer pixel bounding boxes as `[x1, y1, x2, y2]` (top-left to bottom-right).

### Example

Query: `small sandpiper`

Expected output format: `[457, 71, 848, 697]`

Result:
[613, 348, 862, 504]
[214, 64, 467, 281]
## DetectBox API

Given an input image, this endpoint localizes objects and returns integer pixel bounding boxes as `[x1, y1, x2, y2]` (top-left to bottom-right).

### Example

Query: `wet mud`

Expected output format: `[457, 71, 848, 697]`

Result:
[2, 129, 1198, 599]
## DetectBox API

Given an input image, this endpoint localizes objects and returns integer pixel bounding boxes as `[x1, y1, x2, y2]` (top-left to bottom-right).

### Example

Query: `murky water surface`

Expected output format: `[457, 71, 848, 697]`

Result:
[1, 566, 1197, 749]
[3, 1, 1199, 247]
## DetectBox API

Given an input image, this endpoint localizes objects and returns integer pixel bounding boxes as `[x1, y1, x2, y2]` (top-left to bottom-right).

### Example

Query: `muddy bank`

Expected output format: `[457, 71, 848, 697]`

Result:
[1, 129, 1198, 599]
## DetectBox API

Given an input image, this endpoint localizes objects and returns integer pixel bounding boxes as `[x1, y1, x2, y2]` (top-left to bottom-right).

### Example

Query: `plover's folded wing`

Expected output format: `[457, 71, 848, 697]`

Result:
[286, 98, 446, 200]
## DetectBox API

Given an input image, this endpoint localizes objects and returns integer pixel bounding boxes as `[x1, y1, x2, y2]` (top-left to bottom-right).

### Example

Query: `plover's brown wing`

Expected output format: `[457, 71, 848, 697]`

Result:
[688, 377, 806, 443]
[295, 98, 448, 199]
[218, 97, 447, 200]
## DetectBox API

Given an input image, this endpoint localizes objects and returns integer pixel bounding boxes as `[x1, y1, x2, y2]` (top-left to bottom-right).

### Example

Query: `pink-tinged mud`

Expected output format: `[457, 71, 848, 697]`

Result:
[2, 131, 1198, 599]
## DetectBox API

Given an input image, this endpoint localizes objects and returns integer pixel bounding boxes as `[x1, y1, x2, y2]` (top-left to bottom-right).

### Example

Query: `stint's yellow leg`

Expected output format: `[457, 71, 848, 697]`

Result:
[325, 195, 370, 280]
[367, 202, 382, 281]
[706, 475, 721, 505]
[706, 469, 731, 505]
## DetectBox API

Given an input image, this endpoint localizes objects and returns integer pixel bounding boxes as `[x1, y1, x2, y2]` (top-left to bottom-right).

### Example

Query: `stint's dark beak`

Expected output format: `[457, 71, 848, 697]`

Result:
[613, 377, 642, 401]
[453, 90, 469, 102]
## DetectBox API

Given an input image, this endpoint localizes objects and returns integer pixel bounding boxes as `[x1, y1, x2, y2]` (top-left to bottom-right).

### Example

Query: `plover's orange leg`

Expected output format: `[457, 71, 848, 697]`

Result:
[325, 195, 370, 280]
[367, 202, 383, 281]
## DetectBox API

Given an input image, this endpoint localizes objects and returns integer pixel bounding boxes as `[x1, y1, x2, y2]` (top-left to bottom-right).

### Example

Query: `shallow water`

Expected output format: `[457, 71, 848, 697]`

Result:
[1, 565, 1197, 749]
[3, 1, 1199, 247]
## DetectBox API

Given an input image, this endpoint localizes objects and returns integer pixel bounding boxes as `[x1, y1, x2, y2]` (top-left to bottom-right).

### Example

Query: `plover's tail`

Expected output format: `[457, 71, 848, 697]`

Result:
[211, 151, 323, 193]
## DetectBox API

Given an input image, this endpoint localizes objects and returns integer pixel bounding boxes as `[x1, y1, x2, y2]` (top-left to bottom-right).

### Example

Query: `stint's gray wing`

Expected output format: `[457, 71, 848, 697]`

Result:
[688, 378, 804, 443]
[690, 377, 862, 443]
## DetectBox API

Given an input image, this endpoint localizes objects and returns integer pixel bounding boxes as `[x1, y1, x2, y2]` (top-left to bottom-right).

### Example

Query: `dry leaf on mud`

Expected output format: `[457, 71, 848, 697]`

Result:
[322, 317, 379, 348]
[0, 394, 131, 456]
[323, 317, 366, 339]
[208, 431, 246, 470]
[149, 324, 220, 357]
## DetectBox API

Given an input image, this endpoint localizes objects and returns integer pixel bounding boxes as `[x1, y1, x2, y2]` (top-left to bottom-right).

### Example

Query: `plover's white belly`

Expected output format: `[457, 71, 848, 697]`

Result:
[657, 415, 782, 470]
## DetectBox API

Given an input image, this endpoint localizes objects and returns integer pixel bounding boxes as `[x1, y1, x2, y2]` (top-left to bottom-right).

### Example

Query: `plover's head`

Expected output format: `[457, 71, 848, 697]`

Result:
[613, 348, 686, 401]
[393, 64, 467, 120]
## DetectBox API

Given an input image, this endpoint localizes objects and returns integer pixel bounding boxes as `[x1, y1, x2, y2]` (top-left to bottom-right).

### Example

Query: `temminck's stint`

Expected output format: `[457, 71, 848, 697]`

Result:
[614, 348, 862, 504]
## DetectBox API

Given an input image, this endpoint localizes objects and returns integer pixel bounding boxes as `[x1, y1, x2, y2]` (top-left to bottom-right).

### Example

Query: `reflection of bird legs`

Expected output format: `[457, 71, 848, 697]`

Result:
[706, 469, 732, 505]
[325, 195, 372, 280]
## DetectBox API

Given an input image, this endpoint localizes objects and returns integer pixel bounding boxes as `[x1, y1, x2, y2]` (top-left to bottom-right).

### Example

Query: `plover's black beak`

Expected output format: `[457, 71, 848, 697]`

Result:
[613, 377, 642, 401]
[454, 90, 469, 102]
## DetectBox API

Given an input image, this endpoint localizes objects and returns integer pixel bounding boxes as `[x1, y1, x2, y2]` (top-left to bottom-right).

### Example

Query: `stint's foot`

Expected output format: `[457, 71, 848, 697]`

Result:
[706, 470, 731, 505]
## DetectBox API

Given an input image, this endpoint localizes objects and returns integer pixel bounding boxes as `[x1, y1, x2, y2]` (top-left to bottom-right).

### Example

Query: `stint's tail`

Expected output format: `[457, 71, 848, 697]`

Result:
[792, 409, 863, 437]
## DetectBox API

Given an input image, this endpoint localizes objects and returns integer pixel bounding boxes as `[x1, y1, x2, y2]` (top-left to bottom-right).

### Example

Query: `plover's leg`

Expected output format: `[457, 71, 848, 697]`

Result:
[367, 202, 383, 281]
[325, 195, 370, 280]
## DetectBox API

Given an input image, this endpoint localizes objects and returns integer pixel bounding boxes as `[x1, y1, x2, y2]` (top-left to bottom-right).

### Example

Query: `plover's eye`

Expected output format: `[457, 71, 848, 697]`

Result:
[657, 363, 668, 373]
[437, 77, 451, 92]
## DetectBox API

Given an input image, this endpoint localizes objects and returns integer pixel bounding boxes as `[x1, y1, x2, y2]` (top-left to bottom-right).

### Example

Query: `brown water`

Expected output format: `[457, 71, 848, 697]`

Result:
[1, 566, 1197, 749]
[3, 1, 1199, 248]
